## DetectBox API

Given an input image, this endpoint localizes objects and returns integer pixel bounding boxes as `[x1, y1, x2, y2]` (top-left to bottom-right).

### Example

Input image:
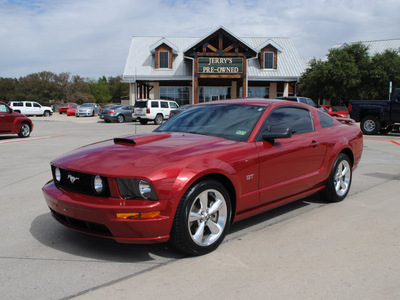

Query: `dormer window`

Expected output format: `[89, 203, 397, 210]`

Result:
[159, 51, 169, 69]
[264, 52, 274, 69]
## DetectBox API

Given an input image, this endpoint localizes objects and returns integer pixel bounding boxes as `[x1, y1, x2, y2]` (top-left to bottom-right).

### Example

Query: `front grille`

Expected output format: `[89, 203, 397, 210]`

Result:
[51, 166, 110, 197]
[50, 209, 112, 236]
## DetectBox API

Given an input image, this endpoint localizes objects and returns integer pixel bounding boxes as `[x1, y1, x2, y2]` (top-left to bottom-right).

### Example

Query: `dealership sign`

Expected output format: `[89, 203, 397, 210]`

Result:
[198, 57, 243, 74]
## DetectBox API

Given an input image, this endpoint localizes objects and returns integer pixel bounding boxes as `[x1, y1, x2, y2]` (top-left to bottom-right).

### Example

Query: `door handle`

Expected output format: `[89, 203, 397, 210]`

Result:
[311, 140, 320, 148]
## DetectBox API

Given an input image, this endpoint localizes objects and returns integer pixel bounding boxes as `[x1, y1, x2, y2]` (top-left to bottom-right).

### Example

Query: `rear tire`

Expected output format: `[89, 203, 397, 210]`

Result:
[361, 115, 380, 135]
[322, 153, 352, 202]
[154, 114, 163, 125]
[117, 114, 125, 123]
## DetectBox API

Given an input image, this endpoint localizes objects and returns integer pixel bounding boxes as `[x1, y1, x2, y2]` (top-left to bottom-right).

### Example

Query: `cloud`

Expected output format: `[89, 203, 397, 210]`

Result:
[0, 0, 399, 78]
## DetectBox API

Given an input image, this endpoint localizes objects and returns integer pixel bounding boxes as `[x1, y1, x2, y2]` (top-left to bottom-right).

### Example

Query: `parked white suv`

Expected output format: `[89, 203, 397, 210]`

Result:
[8, 101, 53, 117]
[133, 99, 179, 125]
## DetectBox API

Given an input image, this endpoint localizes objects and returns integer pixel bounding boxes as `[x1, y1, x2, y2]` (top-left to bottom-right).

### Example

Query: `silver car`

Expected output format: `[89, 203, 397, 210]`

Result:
[75, 103, 101, 117]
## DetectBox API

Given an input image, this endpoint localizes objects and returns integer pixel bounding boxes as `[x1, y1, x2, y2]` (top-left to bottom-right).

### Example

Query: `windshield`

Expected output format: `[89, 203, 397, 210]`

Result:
[81, 103, 94, 108]
[155, 104, 267, 142]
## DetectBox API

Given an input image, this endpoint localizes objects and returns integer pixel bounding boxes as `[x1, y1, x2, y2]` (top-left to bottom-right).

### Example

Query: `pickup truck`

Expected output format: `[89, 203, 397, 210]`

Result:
[349, 88, 400, 134]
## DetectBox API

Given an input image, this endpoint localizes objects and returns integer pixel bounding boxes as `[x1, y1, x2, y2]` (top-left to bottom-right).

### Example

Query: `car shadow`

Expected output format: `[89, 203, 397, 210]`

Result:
[30, 213, 185, 262]
[31, 194, 328, 261]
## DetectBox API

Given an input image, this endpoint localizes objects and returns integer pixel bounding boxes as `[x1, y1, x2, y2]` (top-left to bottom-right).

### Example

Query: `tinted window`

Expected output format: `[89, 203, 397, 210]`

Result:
[156, 104, 267, 142]
[25, 102, 32, 107]
[134, 101, 148, 108]
[318, 112, 334, 128]
[160, 101, 168, 108]
[151, 101, 159, 108]
[169, 102, 178, 109]
[260, 106, 314, 135]
[33, 103, 40, 108]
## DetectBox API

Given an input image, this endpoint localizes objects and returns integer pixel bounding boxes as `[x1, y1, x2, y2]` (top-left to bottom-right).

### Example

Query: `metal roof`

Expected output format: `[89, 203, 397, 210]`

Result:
[123, 35, 306, 82]
[333, 38, 400, 56]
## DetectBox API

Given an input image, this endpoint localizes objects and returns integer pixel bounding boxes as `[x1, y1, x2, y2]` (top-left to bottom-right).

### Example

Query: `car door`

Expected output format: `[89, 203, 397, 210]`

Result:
[160, 101, 169, 118]
[32, 102, 42, 115]
[0, 103, 13, 132]
[24, 102, 34, 115]
[256, 106, 327, 204]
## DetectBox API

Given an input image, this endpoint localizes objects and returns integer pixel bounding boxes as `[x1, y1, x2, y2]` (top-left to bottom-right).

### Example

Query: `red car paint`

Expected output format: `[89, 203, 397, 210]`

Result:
[0, 101, 33, 137]
[59, 103, 78, 114]
[43, 99, 363, 246]
[67, 105, 79, 116]
[321, 105, 349, 118]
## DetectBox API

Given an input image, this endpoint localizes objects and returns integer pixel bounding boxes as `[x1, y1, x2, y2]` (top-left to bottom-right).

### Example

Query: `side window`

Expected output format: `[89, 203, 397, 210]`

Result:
[160, 101, 168, 108]
[299, 98, 307, 104]
[151, 101, 159, 108]
[0, 104, 9, 113]
[318, 112, 335, 128]
[25, 102, 32, 107]
[259, 106, 314, 136]
[169, 102, 178, 109]
[306, 99, 317, 107]
[33, 103, 41, 108]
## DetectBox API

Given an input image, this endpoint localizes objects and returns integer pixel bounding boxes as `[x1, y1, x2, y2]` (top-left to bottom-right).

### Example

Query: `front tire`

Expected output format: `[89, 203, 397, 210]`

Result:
[44, 110, 51, 117]
[18, 122, 31, 138]
[322, 153, 352, 202]
[361, 115, 380, 135]
[170, 180, 232, 256]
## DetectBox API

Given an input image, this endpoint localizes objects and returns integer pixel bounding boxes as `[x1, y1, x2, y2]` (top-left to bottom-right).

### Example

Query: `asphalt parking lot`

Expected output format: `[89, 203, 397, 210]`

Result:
[1, 114, 400, 300]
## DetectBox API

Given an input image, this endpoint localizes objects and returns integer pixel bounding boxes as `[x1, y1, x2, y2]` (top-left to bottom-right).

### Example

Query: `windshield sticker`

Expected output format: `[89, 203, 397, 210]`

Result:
[236, 130, 247, 136]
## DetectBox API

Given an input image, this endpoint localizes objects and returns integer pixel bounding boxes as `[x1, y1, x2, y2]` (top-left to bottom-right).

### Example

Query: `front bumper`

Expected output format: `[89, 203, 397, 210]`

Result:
[42, 180, 172, 244]
[76, 110, 93, 117]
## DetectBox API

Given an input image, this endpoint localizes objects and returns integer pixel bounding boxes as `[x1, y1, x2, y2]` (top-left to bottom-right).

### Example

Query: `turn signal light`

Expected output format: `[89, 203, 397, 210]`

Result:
[116, 211, 160, 219]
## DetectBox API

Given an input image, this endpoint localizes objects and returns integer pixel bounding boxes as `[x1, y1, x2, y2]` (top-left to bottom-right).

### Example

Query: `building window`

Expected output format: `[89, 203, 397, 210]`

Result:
[159, 51, 169, 69]
[264, 52, 274, 69]
[199, 87, 231, 103]
[240, 87, 270, 98]
[160, 87, 190, 106]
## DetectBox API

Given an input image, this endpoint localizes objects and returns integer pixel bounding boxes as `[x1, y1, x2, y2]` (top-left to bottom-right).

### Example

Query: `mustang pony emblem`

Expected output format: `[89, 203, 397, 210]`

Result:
[67, 174, 79, 184]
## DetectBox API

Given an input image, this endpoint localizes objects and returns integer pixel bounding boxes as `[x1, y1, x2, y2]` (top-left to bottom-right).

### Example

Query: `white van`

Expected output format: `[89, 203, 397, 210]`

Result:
[133, 99, 179, 125]
[8, 101, 53, 117]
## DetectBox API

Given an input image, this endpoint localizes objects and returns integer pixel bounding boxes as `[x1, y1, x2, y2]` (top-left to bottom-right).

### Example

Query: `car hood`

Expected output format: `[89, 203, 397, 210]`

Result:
[51, 132, 240, 178]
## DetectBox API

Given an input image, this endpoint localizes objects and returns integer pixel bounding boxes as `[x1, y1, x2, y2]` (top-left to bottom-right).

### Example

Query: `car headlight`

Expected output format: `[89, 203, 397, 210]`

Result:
[116, 178, 158, 200]
[138, 180, 152, 199]
[93, 175, 104, 194]
[55, 167, 61, 182]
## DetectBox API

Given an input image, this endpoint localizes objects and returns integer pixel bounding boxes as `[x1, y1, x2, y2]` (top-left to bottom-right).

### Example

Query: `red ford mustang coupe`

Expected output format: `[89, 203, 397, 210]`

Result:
[42, 100, 363, 255]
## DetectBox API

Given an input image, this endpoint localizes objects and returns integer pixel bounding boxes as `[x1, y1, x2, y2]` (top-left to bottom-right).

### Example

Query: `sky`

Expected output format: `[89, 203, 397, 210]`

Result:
[0, 0, 399, 78]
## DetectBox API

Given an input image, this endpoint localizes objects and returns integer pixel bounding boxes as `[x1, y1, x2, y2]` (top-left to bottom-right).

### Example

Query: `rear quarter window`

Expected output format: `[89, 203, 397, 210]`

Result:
[151, 101, 159, 108]
[318, 112, 335, 128]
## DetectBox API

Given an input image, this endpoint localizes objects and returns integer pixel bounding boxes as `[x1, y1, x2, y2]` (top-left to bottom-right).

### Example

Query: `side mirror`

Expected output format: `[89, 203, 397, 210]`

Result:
[262, 127, 293, 141]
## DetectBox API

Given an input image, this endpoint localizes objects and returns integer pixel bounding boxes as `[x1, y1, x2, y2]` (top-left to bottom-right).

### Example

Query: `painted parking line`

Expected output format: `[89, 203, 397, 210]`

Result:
[0, 135, 66, 144]
[364, 138, 400, 146]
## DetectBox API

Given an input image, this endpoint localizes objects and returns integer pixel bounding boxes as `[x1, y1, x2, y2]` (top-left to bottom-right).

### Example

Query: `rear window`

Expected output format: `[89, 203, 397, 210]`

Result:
[151, 101, 159, 108]
[135, 101, 148, 108]
[161, 101, 168, 108]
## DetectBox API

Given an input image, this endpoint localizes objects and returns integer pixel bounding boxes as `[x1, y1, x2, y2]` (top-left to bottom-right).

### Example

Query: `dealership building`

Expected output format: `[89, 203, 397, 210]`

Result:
[123, 26, 306, 106]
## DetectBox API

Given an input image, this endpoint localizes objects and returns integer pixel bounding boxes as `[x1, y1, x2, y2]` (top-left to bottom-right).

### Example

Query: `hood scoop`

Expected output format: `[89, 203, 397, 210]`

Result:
[113, 133, 171, 146]
[114, 138, 136, 145]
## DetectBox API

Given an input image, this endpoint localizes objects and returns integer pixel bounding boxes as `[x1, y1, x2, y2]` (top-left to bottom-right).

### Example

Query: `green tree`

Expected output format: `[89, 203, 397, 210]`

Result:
[88, 76, 112, 104]
[369, 50, 400, 99]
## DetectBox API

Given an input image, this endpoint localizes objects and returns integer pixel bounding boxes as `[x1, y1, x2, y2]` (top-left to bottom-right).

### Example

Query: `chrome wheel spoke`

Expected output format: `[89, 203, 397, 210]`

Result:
[189, 211, 202, 222]
[208, 199, 223, 215]
[193, 221, 205, 243]
[206, 220, 221, 235]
